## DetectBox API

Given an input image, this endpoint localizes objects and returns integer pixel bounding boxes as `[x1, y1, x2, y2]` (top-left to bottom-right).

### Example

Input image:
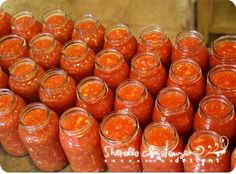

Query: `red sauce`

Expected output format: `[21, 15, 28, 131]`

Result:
[231, 148, 236, 171]
[0, 10, 11, 37]
[0, 67, 8, 88]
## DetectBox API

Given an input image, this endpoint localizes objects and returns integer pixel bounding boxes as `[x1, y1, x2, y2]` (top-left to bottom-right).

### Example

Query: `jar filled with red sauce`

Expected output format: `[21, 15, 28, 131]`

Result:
[114, 79, 154, 128]
[141, 121, 184, 172]
[100, 110, 142, 172]
[0, 10, 11, 37]
[0, 66, 8, 88]
[0, 34, 28, 71]
[72, 14, 105, 53]
[231, 148, 236, 171]
[167, 59, 205, 107]
[206, 65, 236, 106]
[137, 25, 172, 67]
[171, 30, 209, 74]
[29, 33, 62, 70]
[11, 11, 42, 43]
[59, 107, 106, 172]
[60, 40, 95, 82]
[184, 130, 230, 172]
[76, 76, 114, 122]
[19, 102, 68, 171]
[94, 49, 129, 91]
[0, 88, 27, 156]
[210, 35, 236, 68]
[39, 68, 76, 114]
[103, 23, 137, 63]
[152, 87, 194, 140]
[129, 53, 167, 96]
[9, 58, 45, 103]
[42, 10, 73, 44]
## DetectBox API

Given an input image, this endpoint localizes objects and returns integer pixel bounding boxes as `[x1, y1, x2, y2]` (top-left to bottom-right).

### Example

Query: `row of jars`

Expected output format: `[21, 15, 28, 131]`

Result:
[0, 86, 235, 172]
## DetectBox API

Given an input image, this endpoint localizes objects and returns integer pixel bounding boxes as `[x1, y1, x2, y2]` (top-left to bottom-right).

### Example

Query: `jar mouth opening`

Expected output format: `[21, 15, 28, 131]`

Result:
[76, 76, 108, 103]
[99, 110, 139, 144]
[9, 58, 38, 82]
[74, 13, 100, 32]
[19, 102, 51, 130]
[95, 49, 124, 71]
[0, 88, 17, 116]
[140, 24, 168, 45]
[43, 9, 68, 28]
[11, 11, 35, 30]
[156, 87, 189, 115]
[0, 34, 26, 58]
[60, 107, 92, 136]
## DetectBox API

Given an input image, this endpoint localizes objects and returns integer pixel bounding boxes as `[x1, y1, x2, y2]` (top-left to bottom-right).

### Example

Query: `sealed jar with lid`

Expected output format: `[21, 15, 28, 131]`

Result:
[0, 66, 8, 88]
[100, 110, 142, 172]
[76, 76, 114, 122]
[60, 40, 95, 82]
[72, 14, 105, 53]
[60, 107, 106, 172]
[19, 102, 68, 171]
[0, 9, 11, 37]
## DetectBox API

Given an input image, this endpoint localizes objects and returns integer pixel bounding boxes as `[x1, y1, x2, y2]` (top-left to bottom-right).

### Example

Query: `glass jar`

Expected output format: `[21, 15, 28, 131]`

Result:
[206, 65, 236, 106]
[167, 59, 205, 108]
[137, 24, 172, 67]
[231, 148, 236, 171]
[114, 79, 154, 128]
[72, 14, 105, 53]
[103, 23, 137, 63]
[194, 94, 236, 147]
[18, 102, 68, 171]
[9, 58, 44, 103]
[210, 35, 236, 68]
[42, 10, 73, 44]
[152, 87, 194, 140]
[0, 34, 28, 71]
[0, 66, 8, 88]
[94, 49, 129, 91]
[0, 10, 11, 37]
[171, 30, 209, 74]
[11, 11, 42, 43]
[60, 40, 95, 82]
[100, 110, 142, 172]
[29, 32, 62, 70]
[141, 121, 184, 172]
[39, 68, 76, 114]
[59, 107, 106, 172]
[184, 130, 230, 172]
[0, 88, 27, 156]
[76, 76, 114, 122]
[129, 53, 167, 96]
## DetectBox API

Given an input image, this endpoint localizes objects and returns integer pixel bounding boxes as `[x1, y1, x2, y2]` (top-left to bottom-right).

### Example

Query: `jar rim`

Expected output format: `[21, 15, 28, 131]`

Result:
[0, 88, 17, 116]
[11, 11, 36, 30]
[74, 13, 100, 32]
[43, 9, 68, 28]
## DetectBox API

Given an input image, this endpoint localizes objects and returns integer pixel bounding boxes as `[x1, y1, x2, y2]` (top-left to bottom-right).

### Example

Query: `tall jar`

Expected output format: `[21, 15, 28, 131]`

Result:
[39, 68, 76, 114]
[59, 107, 106, 172]
[60, 40, 95, 82]
[72, 14, 105, 53]
[0, 34, 28, 71]
[231, 148, 236, 171]
[0, 88, 27, 156]
[0, 66, 8, 88]
[206, 65, 236, 106]
[0, 9, 11, 37]
[184, 130, 230, 172]
[152, 87, 194, 140]
[171, 30, 209, 74]
[19, 102, 68, 171]
[9, 58, 45, 103]
[210, 35, 236, 68]
[103, 23, 137, 63]
[76, 76, 114, 122]
[137, 24, 172, 67]
[11, 11, 42, 43]
[141, 121, 184, 172]
[167, 59, 205, 107]
[100, 110, 142, 172]
[94, 49, 129, 91]
[129, 53, 167, 96]
[193, 94, 236, 147]
[42, 10, 73, 44]
[114, 79, 154, 128]
[29, 33, 62, 70]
